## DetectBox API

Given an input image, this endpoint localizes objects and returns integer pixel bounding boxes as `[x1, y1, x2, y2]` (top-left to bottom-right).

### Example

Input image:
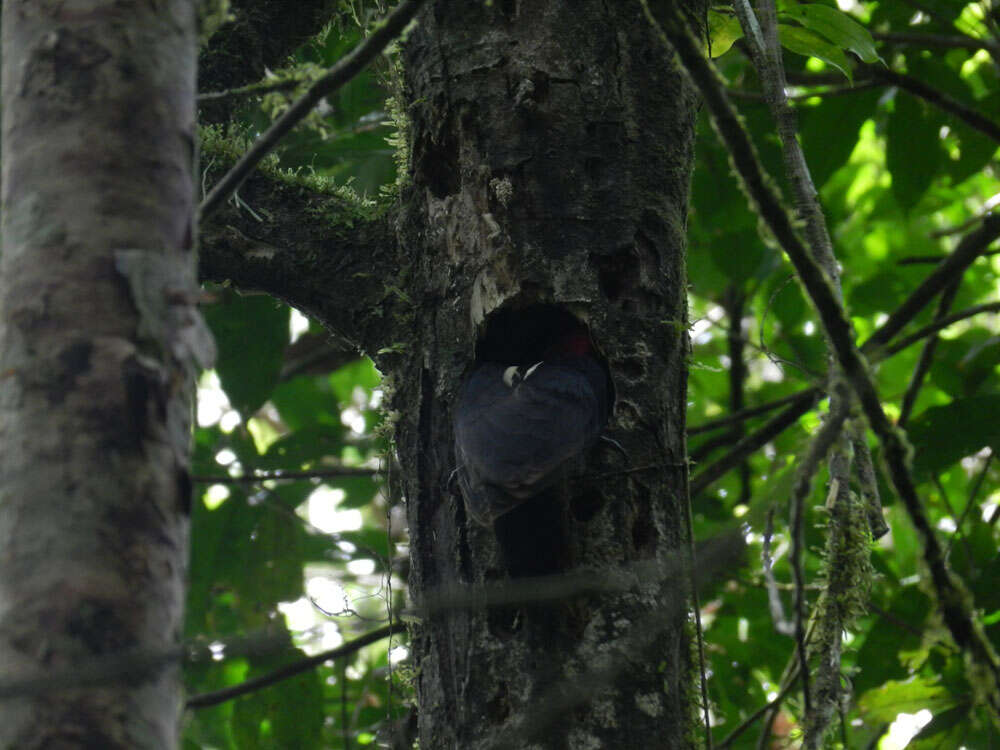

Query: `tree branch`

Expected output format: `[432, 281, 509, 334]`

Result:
[186, 623, 405, 709]
[200, 0, 427, 219]
[898, 281, 960, 427]
[198, 0, 342, 122]
[198, 157, 400, 351]
[645, 2, 1000, 716]
[852, 423, 889, 540]
[192, 466, 378, 484]
[689, 390, 819, 497]
[861, 215, 1000, 352]
[728, 80, 882, 102]
[689, 388, 821, 436]
[872, 67, 1000, 144]
[718, 672, 798, 748]
[198, 78, 302, 105]
[872, 30, 1000, 58]
[781, 66, 1000, 144]
[786, 385, 852, 718]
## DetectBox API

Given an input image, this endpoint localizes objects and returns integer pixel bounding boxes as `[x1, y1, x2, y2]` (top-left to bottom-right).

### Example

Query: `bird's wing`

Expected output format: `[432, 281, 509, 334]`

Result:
[454, 362, 602, 497]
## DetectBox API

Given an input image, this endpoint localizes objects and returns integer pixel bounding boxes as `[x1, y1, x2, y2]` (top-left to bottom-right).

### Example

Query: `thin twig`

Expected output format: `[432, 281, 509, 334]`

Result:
[780, 66, 1000, 145]
[762, 508, 794, 636]
[968, 449, 994, 508]
[883, 301, 1000, 357]
[898, 281, 961, 427]
[872, 30, 1000, 57]
[851, 423, 889, 540]
[198, 78, 302, 104]
[874, 67, 1000, 144]
[186, 623, 405, 709]
[936, 474, 975, 565]
[862, 215, 1000, 352]
[728, 80, 882, 101]
[930, 198, 1000, 238]
[866, 602, 927, 641]
[726, 288, 752, 504]
[192, 466, 378, 484]
[683, 421, 714, 749]
[688, 388, 821, 436]
[689, 391, 820, 497]
[199, 0, 427, 219]
[717, 672, 798, 748]
[756, 661, 801, 750]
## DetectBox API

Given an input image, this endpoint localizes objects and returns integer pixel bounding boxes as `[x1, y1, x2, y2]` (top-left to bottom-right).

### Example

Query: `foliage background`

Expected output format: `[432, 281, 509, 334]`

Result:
[184, 1, 1000, 747]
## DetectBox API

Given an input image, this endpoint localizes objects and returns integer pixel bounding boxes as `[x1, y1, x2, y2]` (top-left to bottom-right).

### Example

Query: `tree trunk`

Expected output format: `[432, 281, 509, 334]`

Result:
[0, 2, 205, 747]
[388, 2, 705, 746]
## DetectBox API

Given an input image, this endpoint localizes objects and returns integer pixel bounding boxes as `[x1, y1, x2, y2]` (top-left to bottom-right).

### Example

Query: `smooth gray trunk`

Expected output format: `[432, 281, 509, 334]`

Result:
[0, 2, 203, 747]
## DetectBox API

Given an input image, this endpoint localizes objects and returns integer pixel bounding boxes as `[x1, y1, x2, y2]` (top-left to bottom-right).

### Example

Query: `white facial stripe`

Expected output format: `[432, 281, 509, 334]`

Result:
[523, 361, 543, 379]
[503, 366, 520, 387]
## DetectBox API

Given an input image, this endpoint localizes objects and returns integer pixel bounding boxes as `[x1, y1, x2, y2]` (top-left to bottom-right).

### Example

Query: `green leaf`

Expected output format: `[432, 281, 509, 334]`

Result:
[857, 678, 957, 723]
[707, 9, 744, 57]
[329, 357, 381, 403]
[945, 93, 1000, 187]
[930, 331, 1000, 397]
[886, 94, 944, 212]
[908, 395, 1000, 477]
[258, 424, 348, 469]
[236, 506, 307, 606]
[271, 376, 340, 431]
[853, 586, 931, 693]
[337, 527, 393, 561]
[328, 474, 379, 509]
[778, 24, 853, 82]
[233, 648, 325, 749]
[706, 230, 779, 282]
[782, 4, 882, 64]
[800, 87, 881, 187]
[204, 291, 290, 415]
[909, 704, 978, 748]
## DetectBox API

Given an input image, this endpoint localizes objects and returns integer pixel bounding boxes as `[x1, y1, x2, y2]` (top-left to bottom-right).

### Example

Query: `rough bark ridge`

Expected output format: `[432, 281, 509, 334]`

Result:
[0, 2, 203, 747]
[391, 2, 702, 747]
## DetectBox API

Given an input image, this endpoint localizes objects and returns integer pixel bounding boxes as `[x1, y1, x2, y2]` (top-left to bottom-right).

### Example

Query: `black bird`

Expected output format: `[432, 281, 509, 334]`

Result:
[453, 332, 611, 525]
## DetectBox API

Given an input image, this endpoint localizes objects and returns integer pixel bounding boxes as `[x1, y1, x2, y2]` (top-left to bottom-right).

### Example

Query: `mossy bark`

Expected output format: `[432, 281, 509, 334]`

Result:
[387, 2, 704, 747]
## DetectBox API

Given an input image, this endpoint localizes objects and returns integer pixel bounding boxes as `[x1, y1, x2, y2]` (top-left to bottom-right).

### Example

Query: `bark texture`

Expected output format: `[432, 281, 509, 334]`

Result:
[0, 2, 204, 747]
[389, 2, 703, 747]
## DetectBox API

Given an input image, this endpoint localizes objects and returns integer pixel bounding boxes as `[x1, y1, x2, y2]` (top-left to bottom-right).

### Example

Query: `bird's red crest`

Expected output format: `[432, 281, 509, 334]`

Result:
[554, 331, 592, 357]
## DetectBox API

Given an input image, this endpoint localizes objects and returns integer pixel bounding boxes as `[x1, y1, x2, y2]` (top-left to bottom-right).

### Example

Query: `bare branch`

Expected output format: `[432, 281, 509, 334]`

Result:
[874, 67, 1000, 144]
[192, 466, 378, 484]
[852, 424, 890, 540]
[780, 66, 1000, 144]
[898, 281, 961, 427]
[198, 78, 302, 105]
[728, 80, 882, 101]
[689, 390, 820, 496]
[186, 623, 405, 709]
[872, 30, 1000, 58]
[883, 301, 1000, 356]
[689, 388, 821, 436]
[862, 215, 1000, 352]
